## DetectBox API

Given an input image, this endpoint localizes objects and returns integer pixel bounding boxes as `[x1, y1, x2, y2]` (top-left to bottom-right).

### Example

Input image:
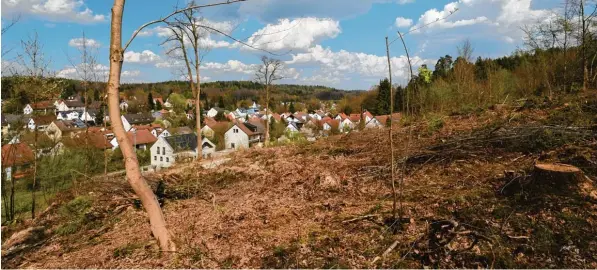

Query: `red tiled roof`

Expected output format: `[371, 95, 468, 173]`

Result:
[32, 115, 56, 125]
[2, 143, 35, 167]
[337, 113, 347, 120]
[64, 132, 112, 150]
[349, 114, 361, 122]
[31, 100, 53, 109]
[128, 129, 157, 145]
[363, 111, 374, 119]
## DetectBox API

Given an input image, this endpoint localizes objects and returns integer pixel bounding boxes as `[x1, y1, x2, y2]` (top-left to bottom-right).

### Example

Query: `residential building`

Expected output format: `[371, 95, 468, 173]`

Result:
[45, 120, 81, 141]
[57, 111, 81, 121]
[110, 129, 157, 150]
[2, 143, 35, 180]
[201, 137, 216, 158]
[121, 113, 155, 132]
[150, 133, 197, 169]
[224, 121, 263, 150]
[207, 107, 225, 118]
[28, 115, 55, 131]
[158, 126, 193, 138]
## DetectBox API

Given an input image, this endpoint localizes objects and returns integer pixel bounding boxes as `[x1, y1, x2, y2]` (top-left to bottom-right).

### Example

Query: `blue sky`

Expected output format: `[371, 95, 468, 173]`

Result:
[1, 0, 561, 89]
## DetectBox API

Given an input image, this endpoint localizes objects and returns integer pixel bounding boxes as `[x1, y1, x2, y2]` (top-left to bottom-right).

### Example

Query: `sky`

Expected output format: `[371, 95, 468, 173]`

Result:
[1, 0, 562, 90]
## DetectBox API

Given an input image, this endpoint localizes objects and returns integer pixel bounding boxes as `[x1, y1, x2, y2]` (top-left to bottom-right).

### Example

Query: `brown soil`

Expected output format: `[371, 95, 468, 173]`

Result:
[3, 101, 597, 268]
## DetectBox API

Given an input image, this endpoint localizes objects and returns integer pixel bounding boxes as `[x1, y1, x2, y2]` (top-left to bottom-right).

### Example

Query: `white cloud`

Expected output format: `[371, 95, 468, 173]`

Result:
[142, 18, 236, 49]
[124, 50, 161, 64]
[68, 38, 101, 49]
[122, 70, 141, 77]
[2, 0, 107, 23]
[395, 17, 413, 28]
[57, 63, 139, 81]
[239, 17, 341, 52]
[286, 45, 434, 83]
[409, 0, 551, 42]
[201, 60, 258, 74]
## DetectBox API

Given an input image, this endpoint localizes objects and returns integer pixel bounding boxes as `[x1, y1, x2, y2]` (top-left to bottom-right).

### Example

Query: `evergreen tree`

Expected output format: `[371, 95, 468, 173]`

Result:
[289, 102, 295, 113]
[93, 88, 100, 101]
[376, 78, 391, 115]
[218, 96, 225, 108]
[95, 106, 105, 125]
[156, 100, 162, 110]
[148, 92, 155, 111]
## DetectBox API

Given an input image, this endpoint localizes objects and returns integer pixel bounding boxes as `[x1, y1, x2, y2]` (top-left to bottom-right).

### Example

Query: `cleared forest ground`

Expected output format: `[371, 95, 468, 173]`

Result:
[2, 93, 597, 268]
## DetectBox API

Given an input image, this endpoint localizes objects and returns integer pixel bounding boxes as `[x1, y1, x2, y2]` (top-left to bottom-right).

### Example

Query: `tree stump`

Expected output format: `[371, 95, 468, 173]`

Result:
[532, 163, 584, 194]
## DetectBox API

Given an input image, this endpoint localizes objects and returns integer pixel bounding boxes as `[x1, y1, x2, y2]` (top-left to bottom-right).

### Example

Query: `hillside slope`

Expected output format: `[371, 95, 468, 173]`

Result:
[2, 94, 597, 268]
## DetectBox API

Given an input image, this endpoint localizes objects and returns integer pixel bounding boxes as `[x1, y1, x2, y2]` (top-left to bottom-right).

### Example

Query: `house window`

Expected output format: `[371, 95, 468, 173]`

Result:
[166, 157, 169, 162]
[233, 128, 238, 133]
[160, 157, 163, 161]
[162, 147, 165, 154]
[231, 143, 235, 148]
[154, 156, 157, 161]
[157, 147, 160, 154]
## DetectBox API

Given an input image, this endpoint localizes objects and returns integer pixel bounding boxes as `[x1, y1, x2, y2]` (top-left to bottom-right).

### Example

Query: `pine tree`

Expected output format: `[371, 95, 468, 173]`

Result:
[218, 96, 225, 108]
[148, 92, 155, 111]
[376, 78, 391, 115]
[289, 102, 295, 113]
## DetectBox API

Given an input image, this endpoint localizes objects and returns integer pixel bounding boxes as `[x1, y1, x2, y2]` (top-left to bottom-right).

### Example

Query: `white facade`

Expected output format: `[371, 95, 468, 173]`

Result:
[56, 101, 70, 112]
[23, 104, 33, 115]
[80, 111, 95, 122]
[323, 122, 332, 131]
[286, 123, 299, 133]
[201, 125, 214, 138]
[121, 115, 132, 132]
[119, 101, 129, 111]
[150, 137, 175, 168]
[340, 118, 354, 130]
[224, 124, 249, 150]
[201, 138, 216, 158]
[58, 111, 80, 121]
[207, 108, 219, 118]
[365, 118, 383, 129]
[158, 130, 171, 138]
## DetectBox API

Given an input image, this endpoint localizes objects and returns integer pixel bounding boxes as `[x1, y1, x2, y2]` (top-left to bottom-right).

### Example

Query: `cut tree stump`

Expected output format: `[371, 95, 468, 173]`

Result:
[532, 163, 585, 193]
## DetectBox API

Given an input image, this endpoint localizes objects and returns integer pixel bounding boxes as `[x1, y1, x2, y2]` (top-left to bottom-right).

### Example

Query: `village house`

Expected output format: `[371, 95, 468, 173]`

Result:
[1, 114, 27, 136]
[2, 142, 35, 180]
[339, 118, 354, 131]
[56, 98, 85, 112]
[201, 120, 230, 139]
[201, 137, 216, 158]
[45, 120, 82, 141]
[110, 129, 157, 150]
[57, 111, 81, 121]
[80, 109, 98, 124]
[119, 99, 129, 111]
[121, 113, 155, 132]
[206, 107, 225, 118]
[158, 126, 193, 138]
[28, 115, 55, 131]
[150, 133, 197, 169]
[24, 100, 54, 115]
[224, 121, 263, 150]
[286, 122, 300, 133]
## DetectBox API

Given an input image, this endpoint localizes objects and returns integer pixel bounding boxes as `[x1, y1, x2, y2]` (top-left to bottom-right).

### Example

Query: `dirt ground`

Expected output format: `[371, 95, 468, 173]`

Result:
[3, 97, 597, 268]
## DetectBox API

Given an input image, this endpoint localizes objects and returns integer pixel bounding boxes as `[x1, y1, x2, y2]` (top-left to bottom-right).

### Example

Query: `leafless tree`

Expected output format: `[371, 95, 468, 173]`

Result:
[457, 39, 474, 63]
[255, 56, 283, 146]
[15, 32, 62, 219]
[1, 14, 20, 57]
[107, 0, 246, 251]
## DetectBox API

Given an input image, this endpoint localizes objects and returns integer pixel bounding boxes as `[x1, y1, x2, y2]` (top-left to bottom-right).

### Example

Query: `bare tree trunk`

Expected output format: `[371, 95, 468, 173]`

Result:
[581, 0, 588, 91]
[265, 84, 270, 146]
[108, 0, 176, 251]
[385, 37, 397, 220]
[31, 127, 38, 219]
[195, 65, 202, 160]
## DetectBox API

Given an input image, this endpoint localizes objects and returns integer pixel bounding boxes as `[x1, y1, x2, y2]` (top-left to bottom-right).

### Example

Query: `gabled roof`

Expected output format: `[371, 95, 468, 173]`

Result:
[128, 129, 157, 145]
[30, 100, 53, 109]
[363, 111, 374, 119]
[247, 119, 266, 134]
[32, 115, 55, 125]
[52, 120, 79, 131]
[349, 114, 361, 122]
[2, 114, 27, 126]
[1, 143, 35, 167]
[63, 132, 112, 150]
[336, 113, 348, 120]
[164, 133, 197, 153]
[166, 126, 193, 135]
[64, 100, 85, 108]
[123, 113, 154, 124]
[231, 121, 262, 136]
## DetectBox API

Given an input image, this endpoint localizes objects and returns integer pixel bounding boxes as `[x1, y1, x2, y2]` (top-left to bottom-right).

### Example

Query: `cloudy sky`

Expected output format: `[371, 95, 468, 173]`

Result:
[1, 0, 560, 89]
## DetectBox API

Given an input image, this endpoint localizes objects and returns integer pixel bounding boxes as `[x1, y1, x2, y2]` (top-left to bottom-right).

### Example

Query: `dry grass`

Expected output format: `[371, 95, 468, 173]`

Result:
[3, 96, 597, 268]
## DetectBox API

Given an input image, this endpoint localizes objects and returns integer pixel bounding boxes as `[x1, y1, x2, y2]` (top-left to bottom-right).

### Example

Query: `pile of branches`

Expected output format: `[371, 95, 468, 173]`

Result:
[409, 220, 494, 268]
[405, 125, 597, 165]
